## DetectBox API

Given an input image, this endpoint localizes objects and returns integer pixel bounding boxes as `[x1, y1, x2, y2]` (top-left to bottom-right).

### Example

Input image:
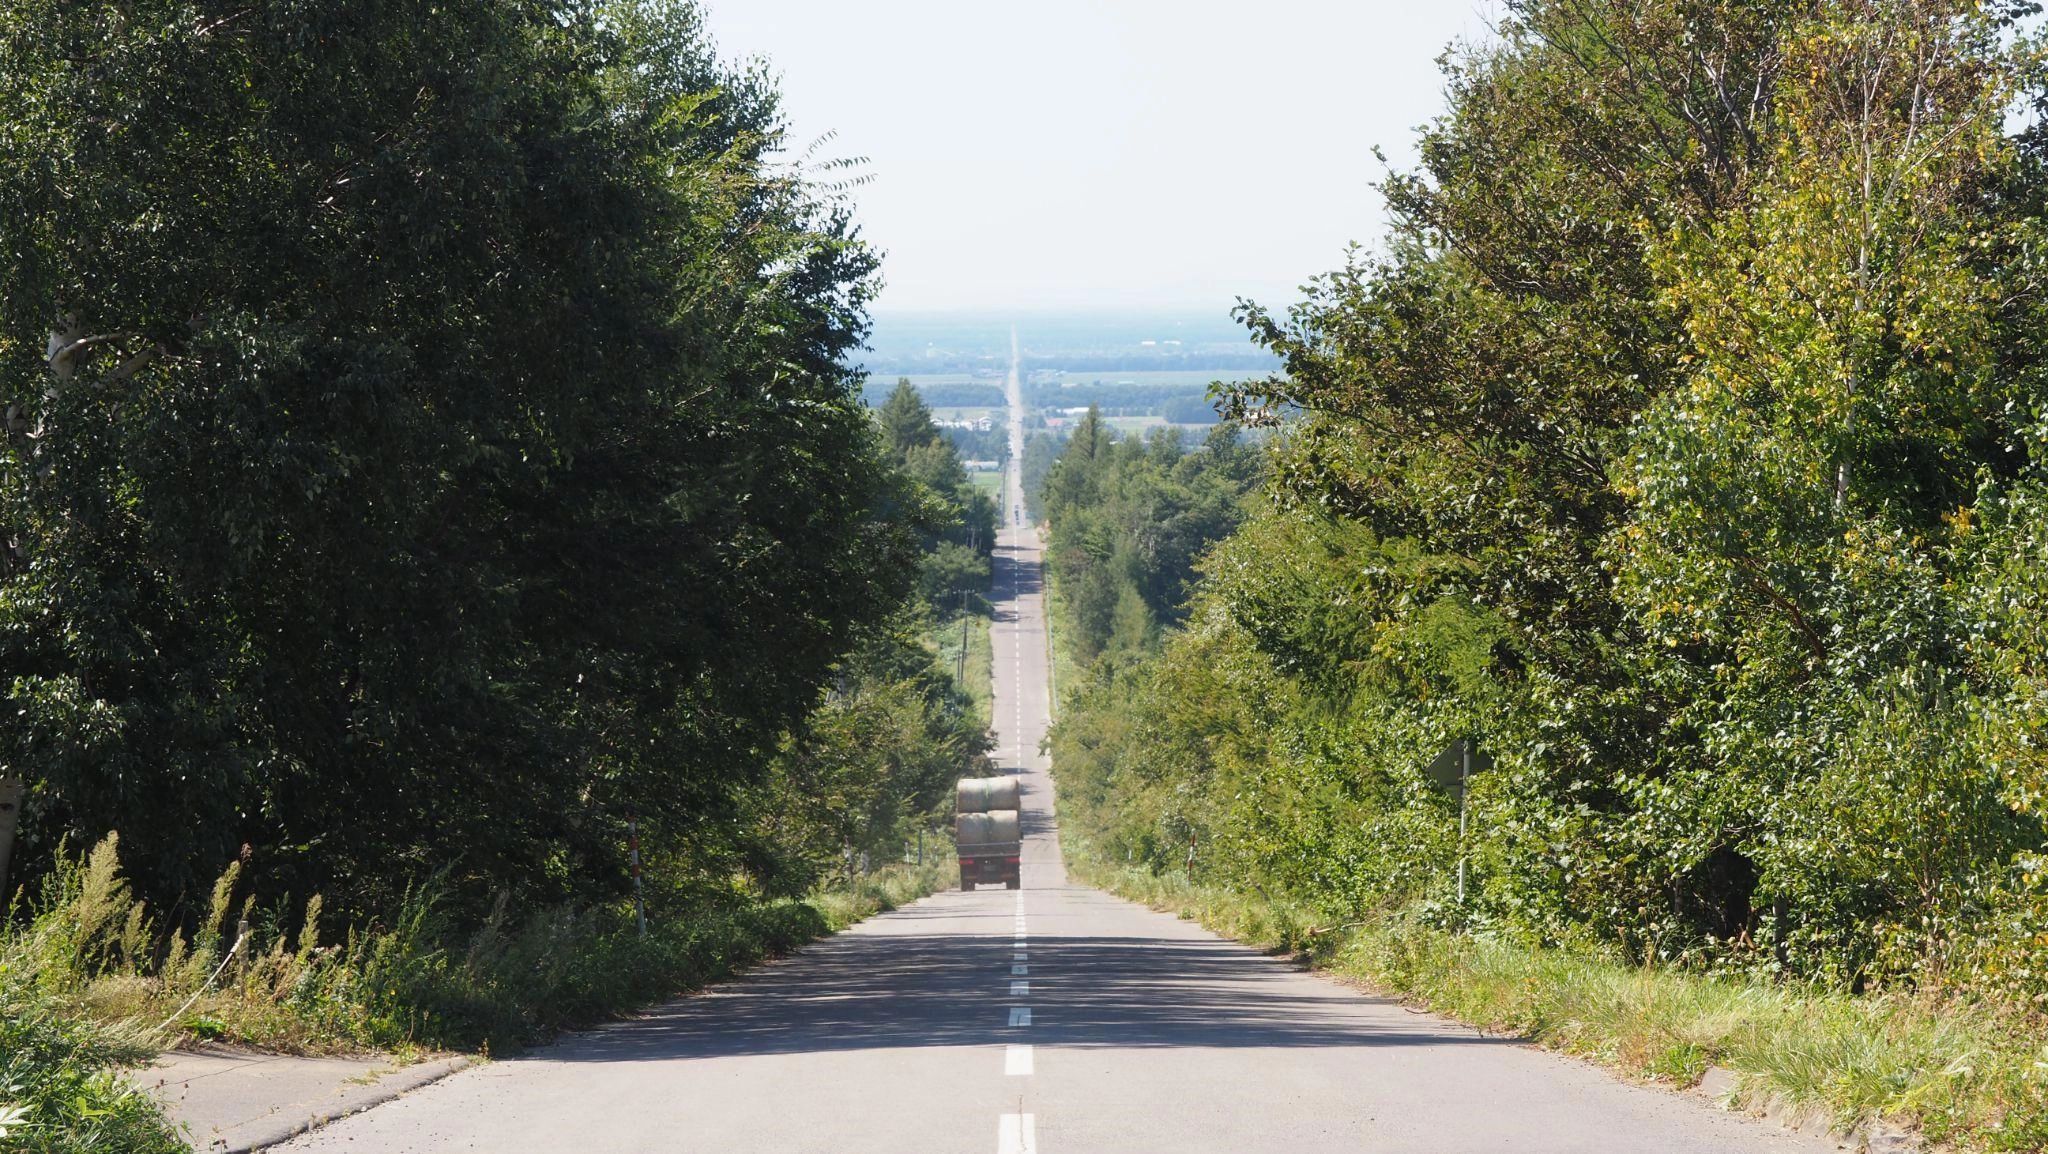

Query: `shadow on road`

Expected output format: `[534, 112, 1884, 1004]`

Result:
[1017, 804, 1055, 838]
[988, 545, 1043, 627]
[545, 899, 1510, 1065]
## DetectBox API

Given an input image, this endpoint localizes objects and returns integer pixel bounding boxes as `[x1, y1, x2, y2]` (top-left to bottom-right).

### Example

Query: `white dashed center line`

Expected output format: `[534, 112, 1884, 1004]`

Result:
[993, 420, 1046, 1152]
[1005, 1044, 1034, 1075]
[998, 1113, 1036, 1154]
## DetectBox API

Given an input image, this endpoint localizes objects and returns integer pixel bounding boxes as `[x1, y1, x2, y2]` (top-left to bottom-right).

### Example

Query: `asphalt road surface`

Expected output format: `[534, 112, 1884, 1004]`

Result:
[278, 340, 1830, 1153]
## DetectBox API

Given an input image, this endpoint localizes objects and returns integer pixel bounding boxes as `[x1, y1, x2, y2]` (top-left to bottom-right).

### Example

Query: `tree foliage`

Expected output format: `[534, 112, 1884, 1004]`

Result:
[1056, 0, 2048, 991]
[0, 2, 959, 924]
[874, 379, 997, 605]
[1040, 412, 1258, 663]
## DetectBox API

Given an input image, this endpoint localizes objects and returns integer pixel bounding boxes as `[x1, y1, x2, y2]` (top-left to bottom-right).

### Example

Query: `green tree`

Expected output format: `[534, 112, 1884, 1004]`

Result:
[1042, 414, 1258, 662]
[872, 378, 994, 604]
[1061, 0, 2048, 989]
[734, 610, 991, 895]
[0, 0, 910, 914]
[1612, 3, 2039, 975]
[878, 378, 942, 457]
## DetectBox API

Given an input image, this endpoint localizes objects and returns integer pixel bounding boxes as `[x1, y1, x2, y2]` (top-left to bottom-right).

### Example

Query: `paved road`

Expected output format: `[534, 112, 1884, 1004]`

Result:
[278, 338, 1829, 1153]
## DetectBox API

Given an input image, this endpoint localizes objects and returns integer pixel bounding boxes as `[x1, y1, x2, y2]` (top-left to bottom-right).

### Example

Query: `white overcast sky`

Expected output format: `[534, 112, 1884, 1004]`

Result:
[701, 1, 1499, 315]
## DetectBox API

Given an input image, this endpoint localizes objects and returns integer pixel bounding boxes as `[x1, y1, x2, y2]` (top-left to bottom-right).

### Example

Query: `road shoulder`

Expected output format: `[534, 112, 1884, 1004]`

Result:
[127, 1045, 470, 1153]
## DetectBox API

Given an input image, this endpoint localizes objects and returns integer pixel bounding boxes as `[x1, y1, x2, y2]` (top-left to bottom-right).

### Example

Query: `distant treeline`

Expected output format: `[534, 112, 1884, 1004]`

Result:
[1021, 430, 1065, 523]
[862, 381, 1006, 408]
[856, 380, 1229, 437]
[943, 425, 1010, 465]
[1024, 353, 1276, 374]
[1039, 414, 1259, 656]
[1030, 383, 1222, 424]
[861, 357, 1006, 376]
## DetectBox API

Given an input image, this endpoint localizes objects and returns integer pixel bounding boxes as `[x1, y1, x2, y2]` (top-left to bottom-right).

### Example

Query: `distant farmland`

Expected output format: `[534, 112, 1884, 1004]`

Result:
[1031, 369, 1267, 390]
[860, 375, 1005, 409]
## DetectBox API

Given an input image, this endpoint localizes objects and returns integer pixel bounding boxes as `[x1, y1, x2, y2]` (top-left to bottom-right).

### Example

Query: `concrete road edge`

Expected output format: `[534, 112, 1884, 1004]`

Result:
[186, 1055, 472, 1153]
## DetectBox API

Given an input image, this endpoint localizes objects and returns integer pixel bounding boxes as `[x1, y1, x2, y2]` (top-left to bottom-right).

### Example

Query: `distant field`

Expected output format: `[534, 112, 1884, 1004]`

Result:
[970, 472, 1004, 496]
[899, 373, 1002, 388]
[1034, 370, 1267, 389]
[1042, 415, 1214, 435]
[862, 311, 1277, 377]
[1104, 416, 1169, 433]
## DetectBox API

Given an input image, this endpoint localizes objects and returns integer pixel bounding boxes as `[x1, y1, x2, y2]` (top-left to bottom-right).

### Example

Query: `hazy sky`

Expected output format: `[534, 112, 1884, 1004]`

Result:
[702, 1, 1497, 316]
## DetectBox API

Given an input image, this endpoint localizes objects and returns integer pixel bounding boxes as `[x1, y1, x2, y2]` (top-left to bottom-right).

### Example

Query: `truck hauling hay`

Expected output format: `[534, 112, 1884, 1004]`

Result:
[955, 774, 1022, 890]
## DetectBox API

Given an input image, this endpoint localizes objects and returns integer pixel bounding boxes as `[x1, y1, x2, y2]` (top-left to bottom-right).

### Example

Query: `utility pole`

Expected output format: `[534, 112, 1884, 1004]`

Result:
[958, 588, 970, 682]
[628, 810, 647, 937]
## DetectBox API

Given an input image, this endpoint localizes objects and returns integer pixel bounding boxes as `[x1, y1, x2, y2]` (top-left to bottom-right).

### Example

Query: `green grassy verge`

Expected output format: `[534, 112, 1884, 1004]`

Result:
[965, 611, 994, 730]
[3, 839, 954, 1152]
[1070, 852, 2048, 1152]
[934, 609, 994, 731]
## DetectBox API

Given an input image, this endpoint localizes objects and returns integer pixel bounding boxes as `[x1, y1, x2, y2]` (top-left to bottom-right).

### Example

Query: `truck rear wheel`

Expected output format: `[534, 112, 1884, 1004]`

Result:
[1005, 876, 1020, 890]
[961, 868, 973, 891]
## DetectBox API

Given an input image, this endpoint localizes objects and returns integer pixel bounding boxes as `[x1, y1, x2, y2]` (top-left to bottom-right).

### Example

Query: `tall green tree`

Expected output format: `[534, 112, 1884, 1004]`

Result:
[1612, 3, 2041, 974]
[1062, 0, 2048, 989]
[879, 379, 943, 458]
[1042, 416, 1257, 662]
[872, 379, 996, 604]
[0, 0, 909, 913]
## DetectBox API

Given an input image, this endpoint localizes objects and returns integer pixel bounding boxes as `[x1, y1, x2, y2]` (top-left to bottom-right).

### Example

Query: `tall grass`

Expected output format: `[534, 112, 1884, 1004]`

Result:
[2, 836, 954, 1151]
[1072, 854, 2048, 1153]
[17, 835, 954, 1055]
[0, 979, 181, 1154]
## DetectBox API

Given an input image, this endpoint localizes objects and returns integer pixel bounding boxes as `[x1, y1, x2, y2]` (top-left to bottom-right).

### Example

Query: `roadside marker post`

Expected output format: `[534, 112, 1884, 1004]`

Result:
[1424, 738, 1491, 906]
[1459, 742, 1470, 905]
[628, 809, 647, 937]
